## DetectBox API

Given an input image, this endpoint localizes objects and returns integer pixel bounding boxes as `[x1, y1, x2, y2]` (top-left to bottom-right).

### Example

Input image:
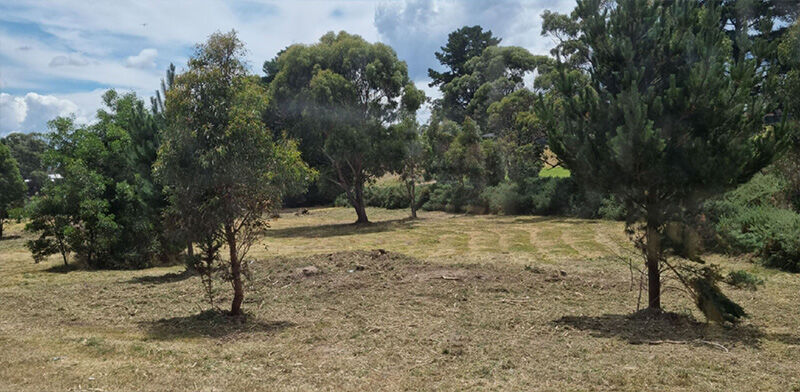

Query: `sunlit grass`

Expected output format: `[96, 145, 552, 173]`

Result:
[1, 208, 798, 391]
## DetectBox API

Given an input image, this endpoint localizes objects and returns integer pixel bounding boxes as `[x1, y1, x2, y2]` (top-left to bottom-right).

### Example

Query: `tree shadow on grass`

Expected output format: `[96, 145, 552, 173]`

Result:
[494, 216, 558, 225]
[554, 310, 772, 349]
[142, 309, 294, 340]
[43, 263, 79, 273]
[0, 235, 21, 241]
[264, 217, 418, 239]
[126, 269, 194, 285]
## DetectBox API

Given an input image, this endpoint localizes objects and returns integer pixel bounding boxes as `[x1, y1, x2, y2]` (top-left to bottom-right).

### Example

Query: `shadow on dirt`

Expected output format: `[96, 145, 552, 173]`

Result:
[142, 309, 294, 340]
[264, 218, 418, 239]
[126, 269, 195, 285]
[552, 309, 783, 349]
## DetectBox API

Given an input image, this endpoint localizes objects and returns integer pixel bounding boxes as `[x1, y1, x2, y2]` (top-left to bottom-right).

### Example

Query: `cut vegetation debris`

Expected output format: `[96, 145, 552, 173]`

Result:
[1, 208, 799, 391]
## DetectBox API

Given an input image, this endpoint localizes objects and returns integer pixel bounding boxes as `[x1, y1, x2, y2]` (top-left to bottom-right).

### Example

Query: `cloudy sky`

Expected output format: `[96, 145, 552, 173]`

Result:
[0, 0, 574, 136]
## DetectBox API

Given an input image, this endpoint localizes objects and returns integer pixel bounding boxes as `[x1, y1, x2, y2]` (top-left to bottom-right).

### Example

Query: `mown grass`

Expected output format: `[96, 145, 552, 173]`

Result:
[539, 166, 571, 178]
[1, 208, 799, 391]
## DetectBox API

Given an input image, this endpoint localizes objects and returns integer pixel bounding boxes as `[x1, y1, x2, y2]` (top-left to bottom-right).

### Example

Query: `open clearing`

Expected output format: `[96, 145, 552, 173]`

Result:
[1, 207, 798, 391]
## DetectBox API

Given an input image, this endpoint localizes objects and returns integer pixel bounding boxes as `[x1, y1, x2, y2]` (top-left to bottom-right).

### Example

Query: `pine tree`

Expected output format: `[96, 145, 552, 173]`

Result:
[541, 0, 785, 319]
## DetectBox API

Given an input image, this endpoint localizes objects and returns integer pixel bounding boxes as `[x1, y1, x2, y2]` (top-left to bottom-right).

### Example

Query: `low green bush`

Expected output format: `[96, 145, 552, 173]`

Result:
[335, 182, 430, 211]
[706, 173, 800, 272]
[725, 270, 765, 290]
[481, 182, 525, 215]
[422, 182, 482, 213]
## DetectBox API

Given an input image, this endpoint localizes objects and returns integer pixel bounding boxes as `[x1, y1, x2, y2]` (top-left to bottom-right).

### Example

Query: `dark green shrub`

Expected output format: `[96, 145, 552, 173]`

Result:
[526, 177, 577, 215]
[597, 195, 626, 220]
[706, 173, 800, 272]
[725, 270, 764, 290]
[481, 182, 525, 215]
[365, 183, 410, 209]
[422, 182, 481, 213]
[333, 193, 350, 207]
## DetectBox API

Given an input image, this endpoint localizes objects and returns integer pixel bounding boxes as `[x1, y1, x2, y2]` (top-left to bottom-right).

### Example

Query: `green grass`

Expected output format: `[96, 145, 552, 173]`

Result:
[1, 208, 799, 391]
[539, 166, 571, 178]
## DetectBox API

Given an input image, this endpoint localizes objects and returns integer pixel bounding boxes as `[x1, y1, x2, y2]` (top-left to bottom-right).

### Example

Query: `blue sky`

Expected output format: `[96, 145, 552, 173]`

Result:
[0, 0, 574, 136]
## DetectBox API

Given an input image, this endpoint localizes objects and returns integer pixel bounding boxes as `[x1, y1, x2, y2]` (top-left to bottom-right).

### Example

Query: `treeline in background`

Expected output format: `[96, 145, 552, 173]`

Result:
[1, 0, 798, 318]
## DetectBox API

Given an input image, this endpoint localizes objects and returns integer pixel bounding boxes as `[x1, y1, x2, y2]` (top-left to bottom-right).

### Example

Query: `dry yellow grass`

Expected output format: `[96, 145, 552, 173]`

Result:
[0, 208, 798, 391]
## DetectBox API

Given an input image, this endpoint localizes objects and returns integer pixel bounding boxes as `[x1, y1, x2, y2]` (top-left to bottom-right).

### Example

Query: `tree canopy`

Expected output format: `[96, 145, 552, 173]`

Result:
[1, 133, 48, 196]
[266, 31, 423, 223]
[0, 142, 26, 238]
[540, 0, 786, 320]
[156, 30, 313, 315]
[25, 91, 174, 269]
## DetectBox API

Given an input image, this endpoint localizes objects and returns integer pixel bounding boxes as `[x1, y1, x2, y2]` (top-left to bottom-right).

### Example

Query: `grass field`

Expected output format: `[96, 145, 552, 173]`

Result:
[1, 207, 799, 391]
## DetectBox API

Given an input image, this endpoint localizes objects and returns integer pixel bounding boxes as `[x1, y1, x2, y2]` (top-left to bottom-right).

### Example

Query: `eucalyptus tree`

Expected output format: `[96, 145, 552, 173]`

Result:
[156, 31, 313, 315]
[266, 31, 423, 223]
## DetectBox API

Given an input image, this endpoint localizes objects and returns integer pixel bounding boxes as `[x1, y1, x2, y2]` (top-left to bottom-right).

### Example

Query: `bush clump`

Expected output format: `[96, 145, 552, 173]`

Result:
[481, 182, 525, 215]
[706, 173, 800, 272]
[725, 270, 765, 290]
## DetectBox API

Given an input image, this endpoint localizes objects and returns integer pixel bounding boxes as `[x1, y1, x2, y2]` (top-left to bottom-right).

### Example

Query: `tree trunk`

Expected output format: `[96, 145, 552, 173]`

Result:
[186, 241, 194, 258]
[0, 220, 3, 239]
[353, 182, 369, 224]
[226, 225, 244, 316]
[409, 182, 417, 219]
[645, 217, 662, 310]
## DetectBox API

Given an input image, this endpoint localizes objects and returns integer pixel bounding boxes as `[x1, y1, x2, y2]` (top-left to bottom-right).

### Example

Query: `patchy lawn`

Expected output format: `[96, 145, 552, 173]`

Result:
[0, 208, 798, 391]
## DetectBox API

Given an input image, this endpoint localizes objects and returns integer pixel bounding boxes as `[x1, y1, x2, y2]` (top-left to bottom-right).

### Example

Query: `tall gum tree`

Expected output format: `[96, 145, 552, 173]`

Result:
[266, 31, 423, 224]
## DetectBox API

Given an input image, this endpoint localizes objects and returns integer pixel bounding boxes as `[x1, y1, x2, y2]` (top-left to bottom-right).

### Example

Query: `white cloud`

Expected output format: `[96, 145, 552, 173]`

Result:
[375, 0, 575, 79]
[49, 53, 90, 67]
[0, 0, 579, 133]
[125, 48, 158, 69]
[0, 92, 91, 135]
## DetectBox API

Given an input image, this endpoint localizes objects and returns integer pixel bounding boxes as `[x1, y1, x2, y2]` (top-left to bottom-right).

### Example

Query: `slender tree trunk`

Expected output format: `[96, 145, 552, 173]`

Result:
[226, 225, 244, 316]
[353, 182, 369, 224]
[187, 241, 194, 257]
[0, 220, 4, 239]
[645, 216, 661, 310]
[409, 181, 417, 219]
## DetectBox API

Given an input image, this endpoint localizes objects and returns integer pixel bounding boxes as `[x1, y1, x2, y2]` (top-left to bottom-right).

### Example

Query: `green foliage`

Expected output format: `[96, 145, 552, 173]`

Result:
[334, 181, 431, 211]
[706, 173, 800, 272]
[25, 193, 71, 265]
[267, 31, 422, 223]
[443, 118, 485, 184]
[396, 117, 426, 218]
[692, 267, 747, 324]
[25, 92, 174, 269]
[157, 31, 313, 315]
[481, 182, 525, 215]
[726, 270, 764, 291]
[428, 25, 501, 88]
[541, 0, 784, 315]
[422, 182, 481, 213]
[539, 166, 570, 178]
[597, 195, 626, 221]
[0, 142, 26, 237]
[1, 132, 48, 196]
[439, 45, 542, 126]
[487, 89, 547, 183]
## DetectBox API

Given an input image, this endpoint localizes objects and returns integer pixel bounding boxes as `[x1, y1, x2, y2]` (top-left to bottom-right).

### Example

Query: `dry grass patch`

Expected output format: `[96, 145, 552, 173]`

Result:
[1, 209, 799, 391]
